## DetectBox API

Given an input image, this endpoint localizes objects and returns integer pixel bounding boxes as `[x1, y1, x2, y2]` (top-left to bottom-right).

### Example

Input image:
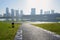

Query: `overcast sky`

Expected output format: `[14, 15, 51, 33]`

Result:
[0, 0, 60, 15]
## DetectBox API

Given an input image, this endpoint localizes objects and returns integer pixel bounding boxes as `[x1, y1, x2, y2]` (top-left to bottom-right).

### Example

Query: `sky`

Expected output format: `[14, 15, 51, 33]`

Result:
[0, 0, 60, 15]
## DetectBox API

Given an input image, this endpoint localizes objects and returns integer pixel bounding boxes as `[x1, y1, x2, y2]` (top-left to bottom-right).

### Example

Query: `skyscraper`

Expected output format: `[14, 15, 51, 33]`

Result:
[0, 14, 2, 17]
[20, 10, 23, 16]
[6, 7, 9, 15]
[6, 7, 10, 21]
[31, 8, 36, 21]
[31, 8, 36, 15]
[51, 10, 54, 14]
[44, 11, 50, 14]
[16, 10, 19, 21]
[40, 9, 43, 15]
[11, 9, 14, 21]
[20, 10, 23, 20]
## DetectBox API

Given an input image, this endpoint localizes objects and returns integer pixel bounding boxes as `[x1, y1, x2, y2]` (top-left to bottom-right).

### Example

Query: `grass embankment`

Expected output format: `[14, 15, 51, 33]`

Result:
[33, 23, 60, 35]
[0, 21, 20, 40]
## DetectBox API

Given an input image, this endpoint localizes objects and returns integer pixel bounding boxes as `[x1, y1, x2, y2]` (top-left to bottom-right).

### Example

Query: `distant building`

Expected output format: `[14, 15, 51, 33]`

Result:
[20, 10, 23, 16]
[40, 9, 43, 15]
[6, 7, 10, 16]
[31, 8, 36, 15]
[16, 10, 19, 21]
[6, 8, 9, 14]
[0, 14, 2, 17]
[51, 10, 54, 14]
[6, 7, 10, 21]
[44, 11, 50, 14]
[11, 9, 14, 21]
[20, 10, 23, 20]
[31, 8, 36, 21]
[3, 14, 7, 17]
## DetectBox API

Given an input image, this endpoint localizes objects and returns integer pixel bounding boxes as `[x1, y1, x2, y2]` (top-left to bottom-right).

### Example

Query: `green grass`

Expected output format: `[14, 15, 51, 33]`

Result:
[33, 23, 60, 35]
[0, 21, 20, 40]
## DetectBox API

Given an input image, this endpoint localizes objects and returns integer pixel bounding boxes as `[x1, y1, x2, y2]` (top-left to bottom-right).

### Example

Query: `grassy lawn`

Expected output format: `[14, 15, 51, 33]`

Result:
[0, 21, 20, 40]
[33, 23, 60, 35]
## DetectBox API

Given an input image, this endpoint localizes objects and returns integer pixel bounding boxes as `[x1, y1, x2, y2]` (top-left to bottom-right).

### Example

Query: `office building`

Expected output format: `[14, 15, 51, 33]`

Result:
[40, 9, 43, 15]
[6, 7, 10, 21]
[0, 14, 2, 17]
[44, 11, 50, 14]
[31, 8, 36, 15]
[20, 10, 23, 16]
[20, 10, 23, 20]
[51, 10, 54, 14]
[16, 10, 19, 21]
[11, 9, 14, 21]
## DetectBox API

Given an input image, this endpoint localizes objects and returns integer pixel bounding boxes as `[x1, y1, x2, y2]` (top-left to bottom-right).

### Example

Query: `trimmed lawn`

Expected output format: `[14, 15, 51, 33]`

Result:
[0, 21, 20, 40]
[33, 23, 60, 35]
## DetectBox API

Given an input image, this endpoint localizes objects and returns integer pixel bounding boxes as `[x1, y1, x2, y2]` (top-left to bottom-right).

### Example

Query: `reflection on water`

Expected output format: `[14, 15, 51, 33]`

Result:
[0, 19, 6, 21]
[0, 19, 16, 21]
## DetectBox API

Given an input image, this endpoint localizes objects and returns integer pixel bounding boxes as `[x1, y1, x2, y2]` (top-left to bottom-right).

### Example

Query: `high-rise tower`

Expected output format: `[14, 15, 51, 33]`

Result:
[40, 9, 43, 15]
[6, 7, 10, 21]
[11, 9, 14, 21]
[16, 10, 19, 21]
[31, 8, 36, 15]
[51, 10, 54, 14]
[20, 10, 23, 21]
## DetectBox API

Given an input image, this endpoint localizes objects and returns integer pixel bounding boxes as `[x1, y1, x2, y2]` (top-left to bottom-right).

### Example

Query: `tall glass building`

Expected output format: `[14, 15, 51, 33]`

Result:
[40, 9, 43, 15]
[16, 10, 19, 21]
[11, 9, 14, 21]
[6, 7, 10, 21]
[51, 10, 54, 14]
[31, 8, 36, 15]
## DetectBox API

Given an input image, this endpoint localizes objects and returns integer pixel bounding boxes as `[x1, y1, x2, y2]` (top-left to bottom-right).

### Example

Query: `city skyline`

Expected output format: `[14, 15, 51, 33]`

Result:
[0, 7, 60, 22]
[0, 0, 60, 15]
[0, 7, 60, 17]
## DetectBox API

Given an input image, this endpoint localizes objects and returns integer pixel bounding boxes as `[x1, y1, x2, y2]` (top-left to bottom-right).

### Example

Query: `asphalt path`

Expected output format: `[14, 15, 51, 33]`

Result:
[15, 23, 60, 40]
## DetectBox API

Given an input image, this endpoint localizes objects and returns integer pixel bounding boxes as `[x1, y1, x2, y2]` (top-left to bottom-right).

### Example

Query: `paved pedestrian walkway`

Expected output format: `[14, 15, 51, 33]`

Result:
[14, 23, 60, 40]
